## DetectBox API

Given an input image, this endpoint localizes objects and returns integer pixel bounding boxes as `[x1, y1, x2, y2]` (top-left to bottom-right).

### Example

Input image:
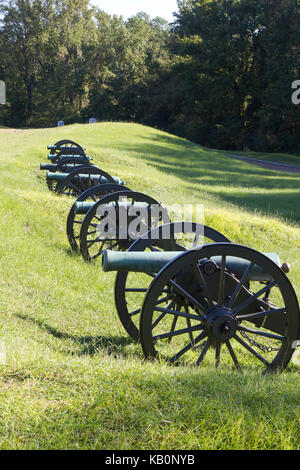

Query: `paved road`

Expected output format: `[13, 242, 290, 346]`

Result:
[228, 154, 300, 174]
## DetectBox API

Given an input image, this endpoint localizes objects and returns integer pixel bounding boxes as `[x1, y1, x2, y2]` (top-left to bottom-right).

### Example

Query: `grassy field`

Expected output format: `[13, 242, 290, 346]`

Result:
[0, 123, 299, 450]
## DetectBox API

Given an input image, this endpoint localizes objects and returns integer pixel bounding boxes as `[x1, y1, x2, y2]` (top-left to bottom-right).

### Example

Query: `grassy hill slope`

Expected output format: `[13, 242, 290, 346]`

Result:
[0, 123, 299, 450]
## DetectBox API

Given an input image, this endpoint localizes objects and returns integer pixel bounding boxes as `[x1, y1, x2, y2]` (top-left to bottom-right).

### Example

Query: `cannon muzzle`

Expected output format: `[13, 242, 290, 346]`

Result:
[40, 163, 56, 171]
[102, 249, 281, 281]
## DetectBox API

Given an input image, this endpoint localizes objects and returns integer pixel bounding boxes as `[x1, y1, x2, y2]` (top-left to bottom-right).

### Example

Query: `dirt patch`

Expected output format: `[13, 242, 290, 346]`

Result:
[0, 128, 27, 133]
[227, 154, 300, 174]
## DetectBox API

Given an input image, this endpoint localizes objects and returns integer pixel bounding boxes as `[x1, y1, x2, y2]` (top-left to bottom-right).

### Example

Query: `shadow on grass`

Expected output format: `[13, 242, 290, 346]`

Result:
[15, 313, 135, 358]
[116, 134, 300, 224]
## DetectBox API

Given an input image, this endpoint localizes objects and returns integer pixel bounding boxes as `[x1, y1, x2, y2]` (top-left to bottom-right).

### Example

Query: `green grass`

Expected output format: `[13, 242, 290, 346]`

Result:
[0, 122, 299, 450]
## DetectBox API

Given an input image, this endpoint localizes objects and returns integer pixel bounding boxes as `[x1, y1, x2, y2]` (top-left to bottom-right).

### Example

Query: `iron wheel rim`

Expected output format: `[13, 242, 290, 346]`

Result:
[140, 243, 299, 373]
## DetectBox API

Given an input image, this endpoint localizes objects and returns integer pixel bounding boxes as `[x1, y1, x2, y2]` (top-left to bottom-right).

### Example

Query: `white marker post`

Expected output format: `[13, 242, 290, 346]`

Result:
[292, 80, 300, 105]
[0, 81, 6, 105]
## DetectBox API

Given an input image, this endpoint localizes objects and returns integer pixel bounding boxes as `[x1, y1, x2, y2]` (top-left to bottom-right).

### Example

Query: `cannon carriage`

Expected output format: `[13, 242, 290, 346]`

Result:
[40, 156, 95, 173]
[41, 141, 124, 197]
[67, 183, 132, 252]
[47, 139, 86, 158]
[102, 223, 300, 373]
[77, 190, 171, 262]
[109, 222, 231, 342]
[45, 167, 124, 196]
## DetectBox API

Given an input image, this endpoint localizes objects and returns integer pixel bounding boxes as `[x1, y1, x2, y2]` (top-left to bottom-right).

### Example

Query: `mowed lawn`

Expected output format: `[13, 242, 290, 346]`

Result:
[0, 123, 299, 450]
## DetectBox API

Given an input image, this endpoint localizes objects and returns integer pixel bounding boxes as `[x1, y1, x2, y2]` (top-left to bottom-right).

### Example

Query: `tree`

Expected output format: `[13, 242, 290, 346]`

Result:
[0, 0, 52, 125]
[167, 0, 300, 152]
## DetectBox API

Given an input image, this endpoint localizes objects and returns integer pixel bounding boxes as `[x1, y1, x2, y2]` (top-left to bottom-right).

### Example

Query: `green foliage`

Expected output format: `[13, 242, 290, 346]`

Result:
[168, 0, 300, 152]
[0, 0, 299, 152]
[0, 1, 172, 127]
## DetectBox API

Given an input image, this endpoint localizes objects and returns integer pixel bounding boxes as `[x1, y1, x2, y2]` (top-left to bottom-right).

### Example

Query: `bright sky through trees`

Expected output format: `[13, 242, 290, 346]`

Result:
[90, 0, 178, 22]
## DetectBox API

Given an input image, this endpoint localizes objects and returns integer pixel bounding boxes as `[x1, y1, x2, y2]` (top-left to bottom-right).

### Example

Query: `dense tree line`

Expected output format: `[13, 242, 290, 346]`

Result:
[0, 0, 299, 153]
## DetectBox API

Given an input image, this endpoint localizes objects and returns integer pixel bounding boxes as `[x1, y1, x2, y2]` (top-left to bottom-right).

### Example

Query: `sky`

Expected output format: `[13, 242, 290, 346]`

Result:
[90, 0, 179, 22]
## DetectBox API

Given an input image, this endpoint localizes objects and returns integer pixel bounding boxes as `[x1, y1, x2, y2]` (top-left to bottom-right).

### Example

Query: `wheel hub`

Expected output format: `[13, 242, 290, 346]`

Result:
[205, 306, 237, 343]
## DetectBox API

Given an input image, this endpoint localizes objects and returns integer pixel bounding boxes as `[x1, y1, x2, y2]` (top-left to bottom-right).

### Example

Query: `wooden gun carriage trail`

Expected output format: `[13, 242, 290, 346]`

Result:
[39, 140, 300, 374]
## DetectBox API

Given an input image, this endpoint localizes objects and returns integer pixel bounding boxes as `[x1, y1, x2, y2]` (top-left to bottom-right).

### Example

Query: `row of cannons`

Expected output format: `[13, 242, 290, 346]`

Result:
[40, 139, 300, 373]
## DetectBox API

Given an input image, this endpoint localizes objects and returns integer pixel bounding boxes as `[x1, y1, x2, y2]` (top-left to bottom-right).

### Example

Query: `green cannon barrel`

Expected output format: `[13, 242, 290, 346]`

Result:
[47, 145, 86, 151]
[74, 201, 152, 215]
[41, 163, 93, 171]
[102, 250, 281, 282]
[46, 171, 123, 186]
[40, 163, 57, 171]
[47, 154, 92, 161]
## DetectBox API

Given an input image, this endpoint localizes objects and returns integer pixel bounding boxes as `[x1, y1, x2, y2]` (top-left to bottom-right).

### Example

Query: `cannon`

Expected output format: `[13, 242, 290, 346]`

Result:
[102, 228, 300, 373]
[41, 159, 95, 173]
[78, 190, 171, 262]
[67, 183, 132, 252]
[41, 157, 97, 190]
[46, 140, 88, 164]
[46, 167, 124, 196]
[46, 154, 93, 163]
[110, 222, 231, 342]
[47, 139, 86, 156]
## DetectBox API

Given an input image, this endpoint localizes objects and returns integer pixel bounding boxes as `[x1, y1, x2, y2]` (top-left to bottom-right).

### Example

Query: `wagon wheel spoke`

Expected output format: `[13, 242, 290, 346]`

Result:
[169, 331, 207, 364]
[153, 324, 204, 342]
[167, 316, 179, 343]
[237, 307, 286, 322]
[152, 301, 174, 330]
[218, 254, 226, 304]
[69, 179, 82, 192]
[233, 334, 271, 367]
[169, 279, 207, 317]
[91, 242, 106, 259]
[66, 181, 81, 194]
[107, 241, 118, 250]
[233, 281, 276, 315]
[128, 297, 168, 319]
[226, 341, 242, 371]
[196, 339, 210, 366]
[193, 262, 214, 309]
[227, 262, 254, 308]
[125, 288, 149, 293]
[215, 343, 221, 368]
[185, 306, 194, 345]
[154, 305, 204, 322]
[86, 238, 100, 248]
[193, 232, 200, 248]
[76, 177, 86, 192]
[238, 325, 285, 342]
